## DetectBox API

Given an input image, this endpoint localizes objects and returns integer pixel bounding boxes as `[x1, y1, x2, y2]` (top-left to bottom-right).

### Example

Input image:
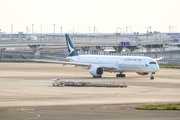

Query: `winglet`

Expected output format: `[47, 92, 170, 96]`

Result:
[162, 53, 164, 58]
[154, 53, 164, 61]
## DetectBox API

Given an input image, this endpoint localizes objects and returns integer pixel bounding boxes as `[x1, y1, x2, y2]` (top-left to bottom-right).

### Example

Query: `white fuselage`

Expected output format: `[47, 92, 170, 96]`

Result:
[66, 55, 159, 73]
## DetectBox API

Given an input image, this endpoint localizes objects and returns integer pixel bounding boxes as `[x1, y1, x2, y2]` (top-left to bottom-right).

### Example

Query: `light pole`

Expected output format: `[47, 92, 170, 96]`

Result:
[172, 26, 177, 33]
[145, 27, 149, 32]
[94, 27, 96, 34]
[96, 30, 98, 36]
[32, 24, 34, 34]
[149, 26, 152, 32]
[87, 26, 91, 37]
[116, 27, 120, 55]
[145, 27, 149, 40]
[26, 27, 27, 34]
[11, 24, 13, 34]
[0, 29, 1, 40]
[120, 28, 125, 37]
[126, 26, 128, 33]
[40, 25, 42, 39]
[54, 24, 55, 34]
[116, 27, 120, 36]
[96, 29, 98, 42]
[11, 24, 13, 39]
[129, 26, 132, 40]
[149, 26, 153, 53]
[129, 26, 132, 34]
[135, 32, 139, 43]
[60, 27, 62, 33]
[169, 25, 172, 33]
[150, 32, 153, 54]
[28, 29, 30, 37]
[120, 28, 125, 33]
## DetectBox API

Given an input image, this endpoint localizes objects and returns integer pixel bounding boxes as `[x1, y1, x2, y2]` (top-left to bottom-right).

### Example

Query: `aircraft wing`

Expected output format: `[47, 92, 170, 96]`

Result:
[45, 56, 67, 61]
[33, 59, 118, 69]
[21, 55, 119, 69]
[153, 53, 164, 61]
[34, 59, 91, 66]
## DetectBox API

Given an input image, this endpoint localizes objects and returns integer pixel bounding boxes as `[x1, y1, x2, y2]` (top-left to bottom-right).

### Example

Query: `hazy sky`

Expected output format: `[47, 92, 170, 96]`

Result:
[0, 0, 179, 33]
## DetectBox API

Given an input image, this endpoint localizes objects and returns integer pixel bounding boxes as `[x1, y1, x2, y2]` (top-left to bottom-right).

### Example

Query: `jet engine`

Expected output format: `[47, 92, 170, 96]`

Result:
[89, 66, 104, 76]
[136, 72, 149, 76]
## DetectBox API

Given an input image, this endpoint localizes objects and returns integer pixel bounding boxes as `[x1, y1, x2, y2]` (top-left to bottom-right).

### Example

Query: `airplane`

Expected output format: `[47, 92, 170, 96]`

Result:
[22, 34, 164, 80]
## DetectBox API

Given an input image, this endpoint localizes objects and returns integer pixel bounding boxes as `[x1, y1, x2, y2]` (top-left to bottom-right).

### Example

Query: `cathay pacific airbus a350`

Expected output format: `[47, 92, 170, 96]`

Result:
[30, 34, 164, 80]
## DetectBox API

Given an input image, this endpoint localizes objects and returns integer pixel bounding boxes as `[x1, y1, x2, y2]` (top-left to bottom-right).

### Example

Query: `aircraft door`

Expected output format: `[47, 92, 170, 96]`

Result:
[118, 58, 122, 63]
[117, 59, 122, 68]
[141, 59, 147, 68]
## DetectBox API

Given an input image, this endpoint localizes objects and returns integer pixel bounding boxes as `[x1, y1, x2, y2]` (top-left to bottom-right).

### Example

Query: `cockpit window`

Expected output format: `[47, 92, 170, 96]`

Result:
[149, 62, 156, 64]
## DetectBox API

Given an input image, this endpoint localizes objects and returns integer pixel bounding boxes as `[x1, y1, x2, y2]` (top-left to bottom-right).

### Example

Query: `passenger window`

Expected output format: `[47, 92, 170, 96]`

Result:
[149, 62, 156, 64]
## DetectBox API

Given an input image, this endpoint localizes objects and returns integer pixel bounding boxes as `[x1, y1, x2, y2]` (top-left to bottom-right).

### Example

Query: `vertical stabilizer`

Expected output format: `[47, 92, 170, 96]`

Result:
[65, 34, 79, 56]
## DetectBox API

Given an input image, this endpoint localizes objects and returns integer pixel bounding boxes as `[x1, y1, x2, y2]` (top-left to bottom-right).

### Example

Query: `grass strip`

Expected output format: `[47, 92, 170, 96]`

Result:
[136, 103, 180, 110]
[159, 65, 180, 69]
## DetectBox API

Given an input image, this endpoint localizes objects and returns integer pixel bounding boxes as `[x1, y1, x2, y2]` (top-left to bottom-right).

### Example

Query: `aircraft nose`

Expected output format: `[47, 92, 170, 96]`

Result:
[154, 65, 159, 71]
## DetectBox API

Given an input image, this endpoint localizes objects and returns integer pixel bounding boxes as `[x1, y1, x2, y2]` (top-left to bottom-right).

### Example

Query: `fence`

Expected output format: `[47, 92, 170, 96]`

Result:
[1, 51, 180, 66]
[157, 58, 180, 66]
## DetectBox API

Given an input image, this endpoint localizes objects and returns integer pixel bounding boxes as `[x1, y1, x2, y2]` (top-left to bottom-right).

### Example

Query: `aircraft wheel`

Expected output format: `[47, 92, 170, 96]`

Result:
[150, 76, 154, 80]
[122, 74, 125, 77]
[93, 76, 102, 78]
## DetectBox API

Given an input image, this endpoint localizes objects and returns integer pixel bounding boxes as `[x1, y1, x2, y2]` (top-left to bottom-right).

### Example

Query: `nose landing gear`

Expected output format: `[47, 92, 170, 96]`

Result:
[150, 72, 155, 80]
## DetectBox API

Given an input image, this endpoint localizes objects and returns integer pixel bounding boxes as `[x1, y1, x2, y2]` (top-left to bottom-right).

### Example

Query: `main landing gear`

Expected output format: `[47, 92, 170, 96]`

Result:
[150, 72, 155, 80]
[116, 72, 125, 77]
[93, 76, 102, 78]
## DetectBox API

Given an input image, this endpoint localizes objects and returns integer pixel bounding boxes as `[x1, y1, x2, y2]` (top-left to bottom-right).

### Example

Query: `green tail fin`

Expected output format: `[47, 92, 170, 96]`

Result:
[65, 34, 79, 56]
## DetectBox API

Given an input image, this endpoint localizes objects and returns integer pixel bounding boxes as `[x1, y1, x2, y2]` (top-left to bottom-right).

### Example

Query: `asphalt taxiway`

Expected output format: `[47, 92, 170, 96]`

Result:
[0, 63, 180, 120]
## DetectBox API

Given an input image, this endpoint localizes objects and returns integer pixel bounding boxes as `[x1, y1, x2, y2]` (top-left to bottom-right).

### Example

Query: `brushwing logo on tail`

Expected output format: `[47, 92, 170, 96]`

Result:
[67, 40, 74, 55]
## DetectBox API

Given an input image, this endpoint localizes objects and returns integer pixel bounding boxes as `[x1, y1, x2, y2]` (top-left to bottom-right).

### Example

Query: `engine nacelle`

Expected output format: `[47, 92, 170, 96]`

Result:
[89, 66, 104, 76]
[136, 72, 149, 76]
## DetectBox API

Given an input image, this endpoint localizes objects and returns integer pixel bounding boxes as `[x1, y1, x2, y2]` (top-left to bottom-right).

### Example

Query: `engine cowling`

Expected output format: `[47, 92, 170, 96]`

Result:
[136, 72, 149, 76]
[89, 66, 104, 76]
